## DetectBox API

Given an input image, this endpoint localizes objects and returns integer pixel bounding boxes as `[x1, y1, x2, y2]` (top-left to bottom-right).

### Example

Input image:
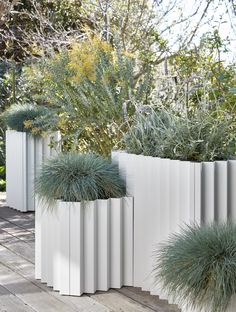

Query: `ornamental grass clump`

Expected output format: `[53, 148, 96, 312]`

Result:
[124, 108, 236, 161]
[3, 104, 57, 135]
[35, 152, 126, 205]
[153, 223, 236, 312]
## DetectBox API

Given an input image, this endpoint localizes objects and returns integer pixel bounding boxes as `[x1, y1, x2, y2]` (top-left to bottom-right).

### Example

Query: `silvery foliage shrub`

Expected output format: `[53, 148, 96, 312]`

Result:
[124, 107, 236, 161]
[35, 152, 126, 205]
[153, 223, 236, 312]
[3, 103, 57, 135]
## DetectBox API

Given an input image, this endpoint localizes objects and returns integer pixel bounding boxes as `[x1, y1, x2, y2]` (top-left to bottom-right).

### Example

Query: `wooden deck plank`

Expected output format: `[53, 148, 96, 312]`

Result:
[0, 244, 111, 312]
[0, 284, 36, 312]
[0, 228, 35, 263]
[0, 206, 35, 232]
[89, 290, 156, 312]
[0, 262, 79, 312]
[0, 217, 35, 242]
[118, 287, 179, 312]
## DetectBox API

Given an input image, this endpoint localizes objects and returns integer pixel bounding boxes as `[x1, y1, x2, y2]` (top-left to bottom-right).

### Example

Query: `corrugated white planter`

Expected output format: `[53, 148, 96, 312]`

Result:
[112, 151, 236, 308]
[6, 130, 60, 212]
[35, 197, 133, 296]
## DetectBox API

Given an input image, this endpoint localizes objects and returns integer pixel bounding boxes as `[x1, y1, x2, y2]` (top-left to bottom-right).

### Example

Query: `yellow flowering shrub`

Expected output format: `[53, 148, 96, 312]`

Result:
[68, 35, 113, 82]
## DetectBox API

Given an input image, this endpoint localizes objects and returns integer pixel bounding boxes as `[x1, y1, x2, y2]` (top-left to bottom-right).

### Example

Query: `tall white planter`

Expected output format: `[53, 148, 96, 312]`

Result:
[6, 130, 60, 212]
[35, 197, 133, 296]
[112, 151, 236, 307]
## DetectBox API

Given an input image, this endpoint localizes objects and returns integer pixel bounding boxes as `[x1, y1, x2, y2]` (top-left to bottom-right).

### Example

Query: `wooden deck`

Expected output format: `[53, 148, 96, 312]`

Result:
[0, 196, 179, 312]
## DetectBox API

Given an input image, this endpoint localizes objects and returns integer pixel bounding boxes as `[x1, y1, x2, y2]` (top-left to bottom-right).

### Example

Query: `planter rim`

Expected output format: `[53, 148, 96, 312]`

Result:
[6, 128, 58, 137]
[113, 150, 236, 164]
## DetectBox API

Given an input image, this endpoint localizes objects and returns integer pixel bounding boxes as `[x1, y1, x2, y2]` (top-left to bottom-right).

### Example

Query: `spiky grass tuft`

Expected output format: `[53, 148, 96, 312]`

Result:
[153, 223, 236, 312]
[2, 104, 57, 135]
[124, 108, 236, 161]
[35, 152, 126, 205]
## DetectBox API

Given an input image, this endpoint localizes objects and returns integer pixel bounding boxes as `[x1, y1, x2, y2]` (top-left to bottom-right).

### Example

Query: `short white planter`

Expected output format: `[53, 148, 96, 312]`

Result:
[6, 130, 60, 212]
[112, 151, 236, 303]
[35, 197, 133, 296]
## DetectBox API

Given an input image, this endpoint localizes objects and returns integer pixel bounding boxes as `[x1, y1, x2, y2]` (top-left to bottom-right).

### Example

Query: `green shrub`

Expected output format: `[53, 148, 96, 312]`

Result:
[153, 223, 236, 312]
[2, 104, 58, 135]
[0, 166, 6, 191]
[124, 108, 236, 161]
[19, 42, 152, 155]
[35, 152, 126, 204]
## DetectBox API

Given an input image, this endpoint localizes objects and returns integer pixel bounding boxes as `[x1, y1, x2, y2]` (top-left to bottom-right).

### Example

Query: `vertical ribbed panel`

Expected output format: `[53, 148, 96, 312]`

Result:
[202, 162, 215, 223]
[84, 201, 97, 293]
[123, 197, 134, 286]
[97, 199, 110, 291]
[215, 161, 228, 222]
[52, 207, 60, 291]
[159, 158, 170, 241]
[132, 154, 147, 286]
[70, 202, 83, 295]
[59, 201, 70, 295]
[40, 204, 50, 283]
[132, 155, 151, 287]
[149, 157, 161, 295]
[35, 197, 133, 296]
[169, 160, 180, 233]
[35, 196, 42, 280]
[228, 160, 236, 222]
[34, 140, 43, 280]
[194, 163, 202, 224]
[26, 134, 35, 211]
[110, 198, 123, 288]
[6, 130, 27, 212]
[45, 209, 54, 287]
[179, 161, 195, 226]
[157, 157, 170, 308]
[6, 130, 60, 212]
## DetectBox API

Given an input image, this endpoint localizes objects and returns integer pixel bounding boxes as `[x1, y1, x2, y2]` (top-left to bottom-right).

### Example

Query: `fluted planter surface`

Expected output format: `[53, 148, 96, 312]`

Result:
[35, 197, 133, 296]
[6, 130, 60, 212]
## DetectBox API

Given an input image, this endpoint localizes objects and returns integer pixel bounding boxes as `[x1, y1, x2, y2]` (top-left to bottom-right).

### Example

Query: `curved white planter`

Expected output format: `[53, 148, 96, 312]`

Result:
[35, 197, 133, 296]
[112, 151, 236, 307]
[6, 130, 60, 212]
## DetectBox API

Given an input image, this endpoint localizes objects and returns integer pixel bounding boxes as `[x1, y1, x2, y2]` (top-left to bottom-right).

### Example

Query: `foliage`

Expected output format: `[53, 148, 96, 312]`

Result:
[68, 36, 113, 82]
[166, 31, 236, 111]
[153, 223, 236, 312]
[35, 152, 126, 204]
[0, 0, 88, 62]
[80, 0, 168, 65]
[2, 104, 58, 135]
[0, 166, 6, 191]
[124, 107, 236, 161]
[19, 37, 152, 154]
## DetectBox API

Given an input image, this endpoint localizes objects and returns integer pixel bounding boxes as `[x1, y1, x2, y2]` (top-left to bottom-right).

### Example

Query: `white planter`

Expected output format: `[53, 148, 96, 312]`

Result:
[6, 130, 60, 212]
[112, 151, 236, 304]
[35, 197, 133, 296]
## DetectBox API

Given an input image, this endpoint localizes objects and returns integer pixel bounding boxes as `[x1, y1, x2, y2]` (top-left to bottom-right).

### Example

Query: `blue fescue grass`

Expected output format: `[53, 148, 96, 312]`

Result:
[153, 223, 236, 312]
[35, 152, 126, 205]
[2, 103, 57, 134]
